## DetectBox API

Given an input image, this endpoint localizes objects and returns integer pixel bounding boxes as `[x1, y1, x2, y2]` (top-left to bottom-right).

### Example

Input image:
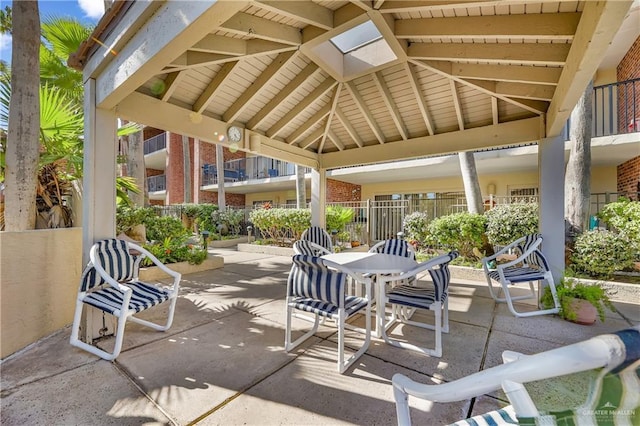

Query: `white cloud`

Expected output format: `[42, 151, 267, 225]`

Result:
[77, 0, 105, 20]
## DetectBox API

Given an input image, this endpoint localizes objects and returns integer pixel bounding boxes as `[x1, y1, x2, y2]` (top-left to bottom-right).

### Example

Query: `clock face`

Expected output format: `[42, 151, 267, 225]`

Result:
[227, 126, 242, 142]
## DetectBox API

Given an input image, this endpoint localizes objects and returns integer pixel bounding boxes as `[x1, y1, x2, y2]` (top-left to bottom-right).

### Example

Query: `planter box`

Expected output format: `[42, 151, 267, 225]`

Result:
[139, 255, 224, 281]
[237, 243, 293, 257]
[209, 236, 252, 248]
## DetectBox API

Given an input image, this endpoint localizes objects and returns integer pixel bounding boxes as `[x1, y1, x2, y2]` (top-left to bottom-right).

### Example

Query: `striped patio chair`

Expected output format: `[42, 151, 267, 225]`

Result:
[381, 251, 459, 357]
[285, 254, 371, 374]
[481, 234, 560, 317]
[301, 226, 334, 253]
[293, 239, 332, 256]
[69, 238, 181, 361]
[369, 239, 418, 287]
[393, 326, 640, 426]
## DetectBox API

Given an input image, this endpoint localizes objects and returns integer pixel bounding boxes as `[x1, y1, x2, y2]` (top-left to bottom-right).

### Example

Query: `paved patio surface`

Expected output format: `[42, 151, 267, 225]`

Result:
[1, 248, 637, 425]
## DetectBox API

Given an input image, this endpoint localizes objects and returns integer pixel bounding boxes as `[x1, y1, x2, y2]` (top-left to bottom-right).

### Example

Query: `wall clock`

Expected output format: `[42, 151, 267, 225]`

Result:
[227, 126, 242, 142]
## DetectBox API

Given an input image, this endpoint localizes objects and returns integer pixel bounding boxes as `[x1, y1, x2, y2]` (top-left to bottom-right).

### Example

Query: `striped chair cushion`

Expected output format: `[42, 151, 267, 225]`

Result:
[450, 406, 518, 426]
[293, 240, 327, 256]
[80, 239, 141, 291]
[375, 239, 416, 260]
[291, 295, 368, 320]
[288, 254, 345, 306]
[82, 281, 171, 315]
[387, 286, 444, 309]
[301, 226, 333, 252]
[487, 266, 546, 284]
[516, 234, 543, 267]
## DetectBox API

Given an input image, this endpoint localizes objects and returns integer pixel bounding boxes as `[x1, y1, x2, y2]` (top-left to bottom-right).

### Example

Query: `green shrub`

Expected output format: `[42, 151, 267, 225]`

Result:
[485, 203, 538, 246]
[144, 215, 189, 243]
[142, 237, 207, 266]
[598, 197, 640, 260]
[212, 209, 245, 236]
[402, 211, 430, 246]
[249, 208, 311, 245]
[541, 278, 614, 323]
[195, 204, 219, 233]
[326, 205, 354, 232]
[116, 206, 155, 235]
[571, 230, 634, 277]
[427, 212, 487, 258]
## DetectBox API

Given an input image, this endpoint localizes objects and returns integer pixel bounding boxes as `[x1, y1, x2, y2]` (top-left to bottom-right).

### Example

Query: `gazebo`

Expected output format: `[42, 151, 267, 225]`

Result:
[70, 0, 633, 279]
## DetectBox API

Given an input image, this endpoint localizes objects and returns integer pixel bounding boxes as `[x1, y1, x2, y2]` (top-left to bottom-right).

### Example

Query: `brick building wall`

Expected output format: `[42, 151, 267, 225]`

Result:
[198, 141, 246, 206]
[166, 133, 196, 204]
[327, 179, 362, 202]
[617, 156, 640, 200]
[617, 36, 640, 132]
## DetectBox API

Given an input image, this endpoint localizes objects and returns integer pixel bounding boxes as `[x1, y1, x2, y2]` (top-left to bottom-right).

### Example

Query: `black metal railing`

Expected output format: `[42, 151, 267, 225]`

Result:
[147, 174, 166, 192]
[592, 78, 640, 137]
[201, 157, 311, 186]
[143, 133, 167, 155]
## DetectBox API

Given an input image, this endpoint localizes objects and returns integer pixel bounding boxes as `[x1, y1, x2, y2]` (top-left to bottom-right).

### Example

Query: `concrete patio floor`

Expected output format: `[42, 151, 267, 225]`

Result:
[1, 248, 638, 425]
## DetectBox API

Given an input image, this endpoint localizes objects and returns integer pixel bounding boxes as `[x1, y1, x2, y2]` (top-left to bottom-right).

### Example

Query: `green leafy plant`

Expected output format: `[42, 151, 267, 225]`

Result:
[326, 205, 354, 232]
[403, 211, 430, 247]
[212, 209, 245, 236]
[598, 197, 640, 260]
[194, 204, 219, 233]
[144, 215, 189, 243]
[570, 230, 634, 277]
[249, 208, 311, 245]
[116, 206, 155, 235]
[485, 203, 538, 247]
[142, 238, 207, 266]
[427, 212, 487, 259]
[541, 278, 614, 323]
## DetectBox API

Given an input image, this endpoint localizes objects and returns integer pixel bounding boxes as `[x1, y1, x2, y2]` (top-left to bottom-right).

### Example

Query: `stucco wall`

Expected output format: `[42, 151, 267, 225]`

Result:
[1, 228, 83, 359]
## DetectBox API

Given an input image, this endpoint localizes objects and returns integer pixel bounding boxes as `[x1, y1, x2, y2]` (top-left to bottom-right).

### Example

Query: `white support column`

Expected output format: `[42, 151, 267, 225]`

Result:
[216, 144, 226, 211]
[82, 78, 117, 262]
[82, 78, 118, 342]
[538, 134, 565, 283]
[310, 168, 326, 227]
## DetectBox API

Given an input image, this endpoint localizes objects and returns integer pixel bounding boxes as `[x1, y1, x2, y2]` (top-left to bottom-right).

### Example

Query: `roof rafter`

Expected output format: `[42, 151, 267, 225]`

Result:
[395, 13, 579, 40]
[335, 107, 363, 148]
[372, 72, 408, 140]
[345, 81, 385, 144]
[491, 97, 499, 125]
[193, 61, 239, 114]
[223, 51, 297, 123]
[408, 43, 570, 66]
[300, 127, 324, 150]
[220, 12, 302, 45]
[266, 78, 338, 138]
[404, 63, 434, 136]
[378, 0, 580, 14]
[327, 130, 345, 151]
[256, 0, 334, 30]
[449, 80, 464, 131]
[287, 103, 332, 145]
[319, 83, 343, 150]
[161, 71, 186, 102]
[442, 62, 562, 86]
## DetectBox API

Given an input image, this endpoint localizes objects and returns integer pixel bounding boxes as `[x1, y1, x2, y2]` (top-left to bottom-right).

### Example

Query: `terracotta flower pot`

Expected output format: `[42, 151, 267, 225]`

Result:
[567, 298, 597, 325]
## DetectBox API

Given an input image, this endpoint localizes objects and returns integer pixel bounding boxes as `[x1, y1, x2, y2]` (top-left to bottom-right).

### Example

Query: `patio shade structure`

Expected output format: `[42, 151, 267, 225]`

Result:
[71, 0, 633, 274]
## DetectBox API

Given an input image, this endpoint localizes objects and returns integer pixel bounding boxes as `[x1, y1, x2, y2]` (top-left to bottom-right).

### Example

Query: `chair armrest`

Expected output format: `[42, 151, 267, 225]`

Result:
[129, 242, 182, 293]
[368, 241, 385, 253]
[321, 258, 373, 303]
[496, 246, 542, 271]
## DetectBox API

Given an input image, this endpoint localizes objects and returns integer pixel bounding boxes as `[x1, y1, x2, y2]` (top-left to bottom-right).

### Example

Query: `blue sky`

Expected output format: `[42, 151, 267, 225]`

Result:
[1, 0, 104, 64]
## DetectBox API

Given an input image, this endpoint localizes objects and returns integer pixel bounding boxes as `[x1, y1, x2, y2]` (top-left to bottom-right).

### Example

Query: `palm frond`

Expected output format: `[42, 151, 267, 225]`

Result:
[39, 84, 83, 141]
[118, 122, 143, 137]
[41, 16, 93, 60]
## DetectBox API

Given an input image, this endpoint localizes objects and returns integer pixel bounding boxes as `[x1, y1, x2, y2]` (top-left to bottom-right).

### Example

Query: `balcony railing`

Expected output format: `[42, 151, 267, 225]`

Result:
[592, 78, 639, 137]
[148, 174, 166, 192]
[143, 133, 167, 155]
[201, 157, 311, 186]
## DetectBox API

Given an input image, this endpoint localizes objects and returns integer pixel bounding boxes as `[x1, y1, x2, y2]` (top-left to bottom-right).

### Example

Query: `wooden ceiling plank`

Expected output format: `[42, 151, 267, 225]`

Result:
[223, 50, 297, 123]
[495, 81, 555, 101]
[300, 127, 324, 149]
[193, 61, 239, 114]
[319, 83, 343, 151]
[395, 13, 580, 39]
[345, 81, 386, 144]
[256, 1, 334, 30]
[328, 130, 345, 151]
[379, 1, 491, 14]
[447, 63, 562, 86]
[266, 78, 338, 138]
[287, 103, 332, 144]
[247, 63, 320, 130]
[408, 43, 570, 66]
[372, 71, 408, 140]
[335, 107, 364, 148]
[410, 59, 545, 115]
[404, 63, 434, 136]
[449, 80, 465, 131]
[220, 12, 302, 45]
[547, 0, 632, 136]
[161, 71, 186, 102]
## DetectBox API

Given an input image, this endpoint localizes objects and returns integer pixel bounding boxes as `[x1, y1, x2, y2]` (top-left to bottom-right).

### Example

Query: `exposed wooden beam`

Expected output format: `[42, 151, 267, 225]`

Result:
[256, 1, 334, 30]
[223, 51, 297, 123]
[327, 130, 345, 151]
[345, 81, 385, 144]
[320, 83, 343, 150]
[510, 99, 549, 114]
[266, 78, 338, 138]
[373, 0, 386, 10]
[404, 63, 434, 136]
[193, 61, 239, 114]
[247, 63, 319, 129]
[335, 107, 364, 148]
[317, 133, 327, 153]
[411, 59, 545, 115]
[442, 62, 562, 86]
[395, 13, 579, 40]
[335, 2, 368, 27]
[191, 34, 247, 55]
[408, 43, 570, 66]
[161, 71, 185, 102]
[220, 12, 302, 45]
[348, 0, 374, 12]
[169, 51, 235, 68]
[320, 117, 543, 168]
[471, 80, 555, 101]
[547, 0, 632, 136]
[372, 71, 408, 140]
[378, 0, 490, 14]
[96, 1, 248, 109]
[287, 103, 332, 144]
[300, 127, 324, 150]
[450, 80, 464, 131]
[491, 97, 499, 125]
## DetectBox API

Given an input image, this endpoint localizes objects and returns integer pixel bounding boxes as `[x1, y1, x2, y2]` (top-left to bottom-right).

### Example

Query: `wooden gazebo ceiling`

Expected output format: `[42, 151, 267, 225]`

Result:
[91, 0, 631, 169]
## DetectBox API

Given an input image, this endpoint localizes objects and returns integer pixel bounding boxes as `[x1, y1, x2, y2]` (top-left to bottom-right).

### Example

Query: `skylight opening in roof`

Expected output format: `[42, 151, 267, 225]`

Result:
[330, 20, 382, 54]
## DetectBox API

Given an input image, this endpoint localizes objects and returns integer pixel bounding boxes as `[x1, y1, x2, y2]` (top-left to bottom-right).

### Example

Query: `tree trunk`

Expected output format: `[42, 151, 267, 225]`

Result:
[182, 135, 191, 203]
[5, 2, 40, 231]
[296, 164, 306, 208]
[458, 151, 484, 214]
[565, 81, 593, 238]
[127, 129, 146, 207]
[216, 144, 225, 211]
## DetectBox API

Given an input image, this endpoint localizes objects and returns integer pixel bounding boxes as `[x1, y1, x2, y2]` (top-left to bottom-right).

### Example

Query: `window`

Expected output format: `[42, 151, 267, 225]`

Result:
[330, 20, 382, 54]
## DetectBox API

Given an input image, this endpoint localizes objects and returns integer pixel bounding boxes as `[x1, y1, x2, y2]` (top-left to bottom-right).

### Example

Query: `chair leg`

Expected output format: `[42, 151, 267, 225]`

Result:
[338, 302, 371, 374]
[285, 304, 321, 352]
[128, 296, 178, 331]
[502, 278, 560, 318]
[381, 302, 443, 357]
[69, 301, 128, 361]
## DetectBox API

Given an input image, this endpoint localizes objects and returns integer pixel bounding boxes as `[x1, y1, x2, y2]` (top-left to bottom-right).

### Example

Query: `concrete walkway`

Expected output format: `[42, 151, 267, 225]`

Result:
[2, 248, 637, 425]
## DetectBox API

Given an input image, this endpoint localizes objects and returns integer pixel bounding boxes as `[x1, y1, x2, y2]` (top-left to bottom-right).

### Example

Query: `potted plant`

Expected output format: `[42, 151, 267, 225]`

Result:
[351, 223, 363, 247]
[541, 278, 614, 325]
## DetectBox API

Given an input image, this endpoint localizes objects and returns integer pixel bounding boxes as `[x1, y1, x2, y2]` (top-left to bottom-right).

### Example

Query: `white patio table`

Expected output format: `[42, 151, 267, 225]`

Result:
[321, 252, 418, 338]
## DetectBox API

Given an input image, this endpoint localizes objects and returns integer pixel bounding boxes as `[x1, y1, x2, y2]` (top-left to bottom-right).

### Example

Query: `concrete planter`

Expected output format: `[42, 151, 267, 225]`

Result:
[209, 236, 252, 248]
[237, 243, 293, 257]
[139, 255, 224, 281]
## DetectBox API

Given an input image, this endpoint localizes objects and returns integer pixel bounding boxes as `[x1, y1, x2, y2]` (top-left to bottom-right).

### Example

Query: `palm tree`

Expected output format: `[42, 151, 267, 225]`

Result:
[459, 151, 484, 214]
